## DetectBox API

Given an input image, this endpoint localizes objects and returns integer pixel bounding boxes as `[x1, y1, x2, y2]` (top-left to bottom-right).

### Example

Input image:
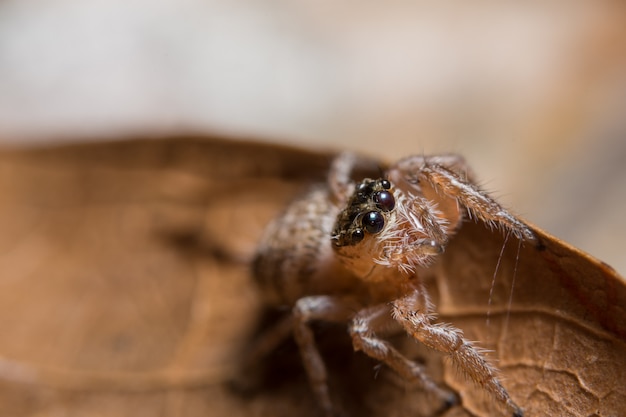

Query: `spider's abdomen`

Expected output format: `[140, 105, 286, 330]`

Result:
[253, 187, 357, 306]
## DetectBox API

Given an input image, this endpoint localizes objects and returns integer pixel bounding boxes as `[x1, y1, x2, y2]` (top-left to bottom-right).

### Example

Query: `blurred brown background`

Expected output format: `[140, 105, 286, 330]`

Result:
[0, 0, 625, 276]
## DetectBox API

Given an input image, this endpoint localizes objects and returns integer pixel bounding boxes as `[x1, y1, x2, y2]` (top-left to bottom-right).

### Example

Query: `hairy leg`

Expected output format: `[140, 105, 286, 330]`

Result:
[391, 284, 523, 417]
[327, 152, 383, 206]
[292, 295, 358, 416]
[422, 164, 534, 241]
[349, 304, 457, 406]
[391, 154, 534, 241]
[328, 152, 358, 204]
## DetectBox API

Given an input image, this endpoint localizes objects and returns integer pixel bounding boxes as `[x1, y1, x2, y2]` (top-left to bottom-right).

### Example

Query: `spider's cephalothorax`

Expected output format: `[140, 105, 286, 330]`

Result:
[252, 152, 534, 417]
[331, 173, 455, 277]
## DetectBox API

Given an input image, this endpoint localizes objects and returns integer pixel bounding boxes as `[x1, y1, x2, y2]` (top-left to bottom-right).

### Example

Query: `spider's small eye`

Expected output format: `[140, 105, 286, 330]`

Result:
[373, 190, 395, 212]
[356, 181, 374, 195]
[381, 179, 391, 190]
[362, 211, 385, 234]
[351, 229, 365, 244]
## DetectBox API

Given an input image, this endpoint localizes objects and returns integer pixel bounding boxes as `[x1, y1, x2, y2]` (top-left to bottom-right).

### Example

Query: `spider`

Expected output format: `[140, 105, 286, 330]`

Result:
[252, 152, 535, 417]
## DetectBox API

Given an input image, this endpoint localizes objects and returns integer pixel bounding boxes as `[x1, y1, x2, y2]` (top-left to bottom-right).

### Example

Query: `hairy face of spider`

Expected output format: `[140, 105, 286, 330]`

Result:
[331, 178, 395, 248]
[331, 177, 452, 279]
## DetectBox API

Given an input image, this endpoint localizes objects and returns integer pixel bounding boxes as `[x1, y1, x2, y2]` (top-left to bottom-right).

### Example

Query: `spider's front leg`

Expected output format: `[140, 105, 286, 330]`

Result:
[328, 152, 383, 205]
[390, 155, 535, 242]
[391, 284, 523, 417]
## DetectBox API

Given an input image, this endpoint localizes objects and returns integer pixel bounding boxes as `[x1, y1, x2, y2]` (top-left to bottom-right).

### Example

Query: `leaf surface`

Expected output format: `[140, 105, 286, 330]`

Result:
[0, 136, 623, 417]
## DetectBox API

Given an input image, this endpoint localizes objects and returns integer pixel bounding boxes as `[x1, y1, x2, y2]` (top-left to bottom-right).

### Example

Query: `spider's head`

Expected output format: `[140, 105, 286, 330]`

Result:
[331, 177, 449, 279]
[331, 178, 395, 247]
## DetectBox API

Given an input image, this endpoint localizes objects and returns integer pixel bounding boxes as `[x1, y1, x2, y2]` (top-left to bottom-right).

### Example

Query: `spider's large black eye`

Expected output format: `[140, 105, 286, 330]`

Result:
[380, 179, 391, 190]
[362, 211, 385, 234]
[373, 190, 395, 212]
[351, 229, 365, 244]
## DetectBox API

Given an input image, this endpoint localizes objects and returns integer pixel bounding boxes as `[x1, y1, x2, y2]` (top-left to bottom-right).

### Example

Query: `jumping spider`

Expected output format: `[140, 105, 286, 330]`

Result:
[253, 152, 535, 416]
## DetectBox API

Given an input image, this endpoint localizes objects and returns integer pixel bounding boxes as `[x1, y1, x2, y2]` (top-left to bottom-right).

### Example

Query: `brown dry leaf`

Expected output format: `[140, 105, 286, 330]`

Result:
[0, 136, 623, 417]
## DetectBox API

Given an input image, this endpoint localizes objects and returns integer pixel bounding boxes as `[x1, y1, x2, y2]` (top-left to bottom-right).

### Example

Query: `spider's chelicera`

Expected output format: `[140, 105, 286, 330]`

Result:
[253, 152, 535, 417]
